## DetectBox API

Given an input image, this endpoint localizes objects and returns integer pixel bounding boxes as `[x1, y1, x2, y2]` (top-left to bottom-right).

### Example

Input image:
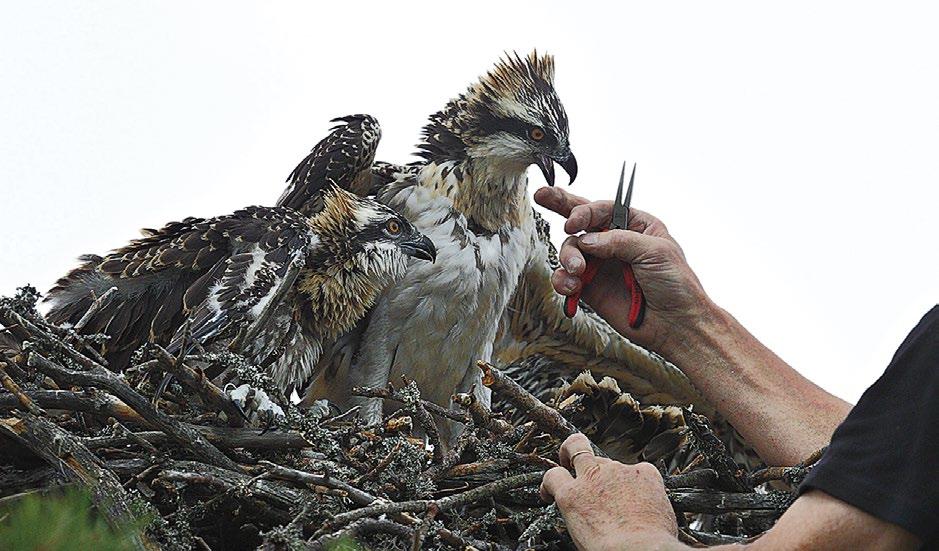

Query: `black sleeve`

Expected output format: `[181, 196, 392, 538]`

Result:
[799, 305, 939, 548]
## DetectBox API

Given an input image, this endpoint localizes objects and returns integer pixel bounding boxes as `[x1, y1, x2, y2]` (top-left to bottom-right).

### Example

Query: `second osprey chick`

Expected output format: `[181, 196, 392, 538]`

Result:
[46, 185, 435, 396]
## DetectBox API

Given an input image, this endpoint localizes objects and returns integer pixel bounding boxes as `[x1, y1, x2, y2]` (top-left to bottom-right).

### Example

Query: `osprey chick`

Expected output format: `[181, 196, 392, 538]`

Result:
[46, 186, 435, 395]
[279, 115, 382, 216]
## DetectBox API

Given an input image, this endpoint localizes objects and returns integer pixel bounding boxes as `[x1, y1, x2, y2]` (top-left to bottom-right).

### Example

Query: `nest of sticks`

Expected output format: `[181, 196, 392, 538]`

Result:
[0, 286, 820, 550]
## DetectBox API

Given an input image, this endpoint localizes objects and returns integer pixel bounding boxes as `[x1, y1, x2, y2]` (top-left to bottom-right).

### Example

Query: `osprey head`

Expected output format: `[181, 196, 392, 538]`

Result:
[418, 51, 577, 186]
[313, 185, 436, 268]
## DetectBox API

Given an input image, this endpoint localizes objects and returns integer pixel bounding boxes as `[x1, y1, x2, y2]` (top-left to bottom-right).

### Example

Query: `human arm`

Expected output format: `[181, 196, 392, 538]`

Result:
[540, 434, 922, 551]
[533, 186, 850, 465]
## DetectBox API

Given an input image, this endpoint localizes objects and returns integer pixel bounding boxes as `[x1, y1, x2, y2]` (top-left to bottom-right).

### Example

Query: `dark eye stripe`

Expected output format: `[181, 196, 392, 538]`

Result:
[476, 111, 558, 148]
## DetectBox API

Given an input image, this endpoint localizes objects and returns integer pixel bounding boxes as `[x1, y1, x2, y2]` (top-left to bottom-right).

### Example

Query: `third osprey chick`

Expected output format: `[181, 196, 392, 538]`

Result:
[47, 185, 435, 399]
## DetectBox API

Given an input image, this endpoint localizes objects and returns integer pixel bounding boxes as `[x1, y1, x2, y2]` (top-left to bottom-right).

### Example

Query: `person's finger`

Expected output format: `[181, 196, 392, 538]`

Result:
[540, 466, 574, 502]
[558, 235, 586, 275]
[533, 186, 590, 218]
[578, 229, 669, 264]
[565, 201, 613, 234]
[559, 433, 598, 476]
[551, 268, 581, 296]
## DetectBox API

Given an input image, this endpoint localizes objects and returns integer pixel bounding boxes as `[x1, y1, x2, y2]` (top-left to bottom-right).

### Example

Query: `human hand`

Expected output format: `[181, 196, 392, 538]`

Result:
[534, 186, 714, 353]
[540, 433, 678, 551]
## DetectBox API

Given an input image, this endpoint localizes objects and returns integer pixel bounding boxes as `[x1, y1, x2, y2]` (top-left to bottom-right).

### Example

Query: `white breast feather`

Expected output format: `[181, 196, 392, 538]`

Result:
[340, 170, 534, 429]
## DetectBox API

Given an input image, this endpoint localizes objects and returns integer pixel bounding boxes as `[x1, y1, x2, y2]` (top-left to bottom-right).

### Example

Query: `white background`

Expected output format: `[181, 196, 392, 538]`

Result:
[2, 2, 936, 402]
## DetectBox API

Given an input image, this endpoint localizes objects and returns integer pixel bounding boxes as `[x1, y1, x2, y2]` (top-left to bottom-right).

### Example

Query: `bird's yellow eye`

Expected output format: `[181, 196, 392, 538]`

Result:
[386, 219, 401, 235]
[530, 127, 545, 141]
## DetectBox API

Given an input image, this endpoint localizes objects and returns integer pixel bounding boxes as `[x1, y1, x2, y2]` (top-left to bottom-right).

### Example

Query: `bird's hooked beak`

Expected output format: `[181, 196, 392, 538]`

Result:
[534, 151, 578, 186]
[401, 233, 437, 263]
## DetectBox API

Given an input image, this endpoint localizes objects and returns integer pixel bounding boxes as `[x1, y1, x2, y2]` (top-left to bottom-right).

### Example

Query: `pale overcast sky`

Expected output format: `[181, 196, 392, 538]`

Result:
[1, 2, 937, 402]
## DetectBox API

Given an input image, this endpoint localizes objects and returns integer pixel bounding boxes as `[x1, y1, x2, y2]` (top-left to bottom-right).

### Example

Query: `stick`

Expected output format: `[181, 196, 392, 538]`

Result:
[400, 380, 443, 464]
[157, 460, 307, 513]
[664, 468, 718, 489]
[355, 440, 404, 484]
[29, 351, 239, 471]
[685, 412, 749, 492]
[0, 412, 156, 551]
[666, 489, 795, 514]
[315, 471, 542, 536]
[0, 305, 101, 371]
[73, 286, 118, 332]
[0, 388, 146, 423]
[256, 460, 378, 507]
[85, 426, 310, 451]
[411, 503, 438, 551]
[353, 385, 470, 424]
[453, 391, 512, 435]
[0, 361, 45, 416]
[477, 361, 605, 457]
[424, 432, 476, 480]
[437, 526, 512, 551]
[0, 390, 309, 449]
[146, 345, 246, 426]
[307, 518, 414, 551]
[748, 446, 827, 487]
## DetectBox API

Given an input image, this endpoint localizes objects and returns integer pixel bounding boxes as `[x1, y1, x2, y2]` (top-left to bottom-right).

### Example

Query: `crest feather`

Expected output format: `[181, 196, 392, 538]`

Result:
[416, 50, 568, 163]
[475, 50, 555, 100]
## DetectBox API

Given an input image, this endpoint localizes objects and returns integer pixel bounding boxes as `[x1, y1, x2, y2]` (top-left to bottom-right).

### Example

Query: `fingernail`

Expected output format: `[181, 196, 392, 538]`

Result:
[581, 233, 598, 245]
[565, 256, 582, 273]
[563, 277, 577, 292]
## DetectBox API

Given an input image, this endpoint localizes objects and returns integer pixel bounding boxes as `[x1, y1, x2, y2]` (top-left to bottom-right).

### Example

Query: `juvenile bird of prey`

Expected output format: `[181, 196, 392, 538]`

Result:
[46, 186, 436, 397]
[278, 115, 382, 216]
[295, 53, 708, 444]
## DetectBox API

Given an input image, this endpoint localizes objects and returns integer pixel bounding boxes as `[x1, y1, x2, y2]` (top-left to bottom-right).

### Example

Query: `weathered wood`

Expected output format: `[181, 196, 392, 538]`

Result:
[146, 346, 246, 427]
[353, 384, 470, 424]
[0, 412, 158, 551]
[0, 389, 146, 423]
[686, 412, 749, 492]
[314, 471, 543, 536]
[667, 489, 795, 514]
[306, 518, 414, 551]
[28, 352, 240, 471]
[0, 390, 308, 450]
[478, 360, 606, 457]
[254, 460, 377, 507]
[157, 460, 306, 513]
[0, 360, 44, 416]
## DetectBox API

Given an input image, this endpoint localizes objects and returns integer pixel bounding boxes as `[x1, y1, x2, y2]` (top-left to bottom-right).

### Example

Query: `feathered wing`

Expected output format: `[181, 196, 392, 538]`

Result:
[47, 207, 314, 370]
[46, 218, 228, 368]
[555, 370, 689, 463]
[277, 115, 381, 216]
[166, 240, 307, 359]
[494, 210, 715, 417]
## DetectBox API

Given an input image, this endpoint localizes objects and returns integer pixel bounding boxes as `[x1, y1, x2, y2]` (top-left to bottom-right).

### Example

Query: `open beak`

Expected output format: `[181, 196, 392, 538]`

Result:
[534, 151, 578, 186]
[401, 234, 437, 263]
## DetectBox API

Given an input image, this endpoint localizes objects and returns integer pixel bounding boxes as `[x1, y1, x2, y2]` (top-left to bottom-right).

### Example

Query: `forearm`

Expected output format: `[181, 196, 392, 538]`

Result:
[662, 301, 851, 465]
[572, 491, 921, 551]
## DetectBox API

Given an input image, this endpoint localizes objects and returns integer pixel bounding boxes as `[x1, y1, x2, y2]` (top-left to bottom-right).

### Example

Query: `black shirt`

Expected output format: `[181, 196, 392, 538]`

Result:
[800, 306, 939, 549]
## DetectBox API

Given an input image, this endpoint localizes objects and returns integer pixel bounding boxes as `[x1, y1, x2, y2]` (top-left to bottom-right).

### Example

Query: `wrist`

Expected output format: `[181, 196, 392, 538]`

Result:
[657, 295, 732, 365]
